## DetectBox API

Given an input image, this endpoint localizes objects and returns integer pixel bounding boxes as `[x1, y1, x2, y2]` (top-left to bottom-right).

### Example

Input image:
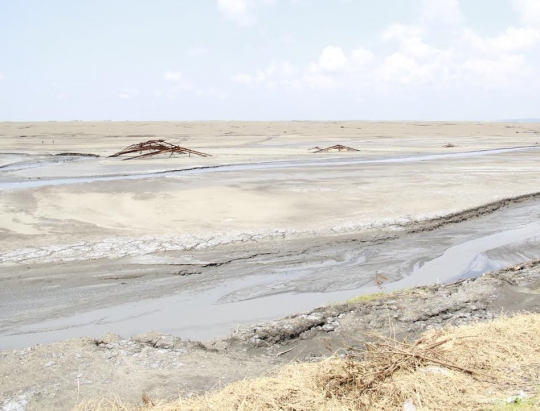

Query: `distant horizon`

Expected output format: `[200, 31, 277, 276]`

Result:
[1, 118, 540, 123]
[1, 1, 540, 122]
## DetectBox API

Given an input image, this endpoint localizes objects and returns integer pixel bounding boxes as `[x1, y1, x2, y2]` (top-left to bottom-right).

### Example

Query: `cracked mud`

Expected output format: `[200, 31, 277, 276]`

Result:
[2, 121, 540, 410]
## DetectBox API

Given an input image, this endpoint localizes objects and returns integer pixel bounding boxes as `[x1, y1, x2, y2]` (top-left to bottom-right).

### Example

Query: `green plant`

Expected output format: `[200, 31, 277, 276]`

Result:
[345, 292, 387, 304]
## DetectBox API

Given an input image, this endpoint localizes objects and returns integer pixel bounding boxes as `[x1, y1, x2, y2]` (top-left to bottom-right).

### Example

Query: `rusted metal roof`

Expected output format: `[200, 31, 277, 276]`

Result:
[109, 140, 212, 160]
[313, 144, 359, 153]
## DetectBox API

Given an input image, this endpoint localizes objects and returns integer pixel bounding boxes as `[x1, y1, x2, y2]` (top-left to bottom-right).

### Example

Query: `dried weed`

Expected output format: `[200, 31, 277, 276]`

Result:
[75, 313, 540, 411]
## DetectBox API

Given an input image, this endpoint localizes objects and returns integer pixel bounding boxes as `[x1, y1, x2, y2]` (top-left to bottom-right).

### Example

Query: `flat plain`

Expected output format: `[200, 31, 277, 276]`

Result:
[2, 122, 540, 342]
[3, 121, 540, 410]
[2, 121, 540, 258]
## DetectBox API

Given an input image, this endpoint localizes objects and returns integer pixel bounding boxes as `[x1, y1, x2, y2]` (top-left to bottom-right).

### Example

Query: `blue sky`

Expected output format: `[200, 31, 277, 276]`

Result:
[0, 0, 539, 121]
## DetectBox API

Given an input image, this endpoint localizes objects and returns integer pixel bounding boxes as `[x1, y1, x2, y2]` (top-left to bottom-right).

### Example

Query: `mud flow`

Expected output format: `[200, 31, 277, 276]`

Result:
[0, 146, 537, 190]
[2, 197, 540, 349]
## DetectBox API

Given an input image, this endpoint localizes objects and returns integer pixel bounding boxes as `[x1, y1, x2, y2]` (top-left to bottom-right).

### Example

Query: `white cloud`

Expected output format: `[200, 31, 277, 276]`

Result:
[266, 61, 298, 77]
[378, 52, 426, 85]
[216, 0, 278, 25]
[381, 24, 422, 42]
[217, 0, 247, 16]
[318, 46, 348, 71]
[230, 0, 540, 95]
[460, 54, 534, 88]
[462, 27, 540, 53]
[513, 0, 540, 27]
[231, 62, 299, 87]
[350, 48, 375, 66]
[217, 0, 255, 25]
[302, 73, 341, 90]
[381, 24, 449, 60]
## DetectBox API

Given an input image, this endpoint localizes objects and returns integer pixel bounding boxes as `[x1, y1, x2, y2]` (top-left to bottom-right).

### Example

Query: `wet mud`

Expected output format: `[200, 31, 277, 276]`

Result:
[0, 145, 538, 190]
[2, 194, 540, 349]
[2, 260, 540, 411]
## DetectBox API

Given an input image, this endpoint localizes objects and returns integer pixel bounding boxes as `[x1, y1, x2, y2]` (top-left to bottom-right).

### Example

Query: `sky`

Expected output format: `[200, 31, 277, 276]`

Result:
[0, 0, 539, 121]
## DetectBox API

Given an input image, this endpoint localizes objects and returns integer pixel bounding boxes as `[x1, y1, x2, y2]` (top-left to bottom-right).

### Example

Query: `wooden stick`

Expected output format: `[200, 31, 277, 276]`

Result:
[275, 349, 293, 357]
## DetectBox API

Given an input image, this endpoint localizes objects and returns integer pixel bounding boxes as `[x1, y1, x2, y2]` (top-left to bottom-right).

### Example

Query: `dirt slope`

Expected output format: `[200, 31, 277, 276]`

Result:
[2, 260, 540, 411]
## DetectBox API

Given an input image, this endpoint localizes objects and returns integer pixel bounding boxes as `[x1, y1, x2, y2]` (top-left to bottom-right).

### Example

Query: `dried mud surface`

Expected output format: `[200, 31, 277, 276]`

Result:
[2, 261, 540, 411]
[2, 122, 540, 410]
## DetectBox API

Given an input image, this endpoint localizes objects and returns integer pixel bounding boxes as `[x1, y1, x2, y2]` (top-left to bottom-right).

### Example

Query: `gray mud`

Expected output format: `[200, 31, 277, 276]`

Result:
[229, 259, 540, 350]
[0, 153, 97, 172]
[0, 145, 538, 190]
[2, 195, 540, 349]
[2, 261, 540, 411]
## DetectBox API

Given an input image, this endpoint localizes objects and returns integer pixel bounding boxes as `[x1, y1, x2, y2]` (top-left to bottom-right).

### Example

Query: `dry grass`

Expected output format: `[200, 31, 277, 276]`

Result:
[75, 313, 540, 411]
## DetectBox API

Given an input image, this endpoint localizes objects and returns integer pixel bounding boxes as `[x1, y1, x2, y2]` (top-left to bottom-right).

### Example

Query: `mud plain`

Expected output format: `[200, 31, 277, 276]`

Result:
[2, 121, 540, 409]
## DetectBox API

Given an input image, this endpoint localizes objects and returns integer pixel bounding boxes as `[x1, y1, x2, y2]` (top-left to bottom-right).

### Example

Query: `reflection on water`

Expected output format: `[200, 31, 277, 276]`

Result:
[3, 201, 540, 349]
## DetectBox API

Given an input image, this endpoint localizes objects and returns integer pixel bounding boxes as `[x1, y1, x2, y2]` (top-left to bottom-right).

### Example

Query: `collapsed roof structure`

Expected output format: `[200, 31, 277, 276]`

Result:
[109, 140, 212, 160]
[312, 144, 359, 153]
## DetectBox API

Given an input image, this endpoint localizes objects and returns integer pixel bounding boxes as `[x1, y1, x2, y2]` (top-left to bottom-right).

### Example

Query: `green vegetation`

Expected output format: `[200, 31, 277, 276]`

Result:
[345, 292, 387, 304]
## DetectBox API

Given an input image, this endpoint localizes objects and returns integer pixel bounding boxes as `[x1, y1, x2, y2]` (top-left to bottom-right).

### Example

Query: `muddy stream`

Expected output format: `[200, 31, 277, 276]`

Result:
[1, 197, 540, 349]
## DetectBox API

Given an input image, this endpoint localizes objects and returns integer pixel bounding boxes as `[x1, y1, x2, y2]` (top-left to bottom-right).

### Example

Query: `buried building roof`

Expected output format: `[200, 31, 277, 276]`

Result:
[109, 139, 212, 160]
[313, 144, 359, 153]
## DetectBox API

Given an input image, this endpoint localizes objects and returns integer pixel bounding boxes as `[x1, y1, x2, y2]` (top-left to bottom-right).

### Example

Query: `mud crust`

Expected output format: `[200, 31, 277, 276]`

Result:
[224, 259, 540, 351]
[406, 191, 540, 234]
[2, 260, 540, 411]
